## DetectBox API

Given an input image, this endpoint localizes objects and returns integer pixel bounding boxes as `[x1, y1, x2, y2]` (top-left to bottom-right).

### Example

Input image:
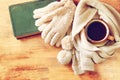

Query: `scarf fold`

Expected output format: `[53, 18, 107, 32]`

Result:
[72, 0, 120, 57]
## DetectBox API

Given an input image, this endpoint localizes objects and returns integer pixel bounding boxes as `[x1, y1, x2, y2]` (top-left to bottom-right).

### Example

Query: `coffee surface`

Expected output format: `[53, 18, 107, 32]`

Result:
[87, 21, 107, 41]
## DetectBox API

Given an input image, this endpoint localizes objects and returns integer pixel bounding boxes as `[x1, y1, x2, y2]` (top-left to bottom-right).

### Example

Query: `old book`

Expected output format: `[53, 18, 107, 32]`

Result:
[9, 0, 56, 39]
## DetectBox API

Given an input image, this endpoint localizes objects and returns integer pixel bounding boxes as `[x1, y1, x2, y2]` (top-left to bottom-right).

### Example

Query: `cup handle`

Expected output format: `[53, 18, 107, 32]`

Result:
[108, 35, 114, 41]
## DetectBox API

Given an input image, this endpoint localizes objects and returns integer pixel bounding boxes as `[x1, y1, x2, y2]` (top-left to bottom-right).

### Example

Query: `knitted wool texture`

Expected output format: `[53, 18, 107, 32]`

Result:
[33, 0, 120, 75]
[33, 0, 76, 47]
[71, 0, 120, 74]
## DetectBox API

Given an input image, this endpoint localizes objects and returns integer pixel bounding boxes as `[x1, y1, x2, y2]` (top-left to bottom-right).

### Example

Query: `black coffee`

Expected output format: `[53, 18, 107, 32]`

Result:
[86, 21, 107, 41]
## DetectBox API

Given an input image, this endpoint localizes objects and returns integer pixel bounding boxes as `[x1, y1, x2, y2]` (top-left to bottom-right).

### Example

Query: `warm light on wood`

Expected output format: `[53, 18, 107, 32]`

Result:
[0, 0, 120, 80]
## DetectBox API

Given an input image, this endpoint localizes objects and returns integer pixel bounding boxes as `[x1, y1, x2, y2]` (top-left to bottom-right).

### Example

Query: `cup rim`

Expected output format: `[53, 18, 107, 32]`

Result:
[85, 19, 109, 44]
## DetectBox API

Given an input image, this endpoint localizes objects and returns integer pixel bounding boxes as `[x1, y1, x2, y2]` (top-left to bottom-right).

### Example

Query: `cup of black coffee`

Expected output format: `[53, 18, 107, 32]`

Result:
[85, 19, 112, 45]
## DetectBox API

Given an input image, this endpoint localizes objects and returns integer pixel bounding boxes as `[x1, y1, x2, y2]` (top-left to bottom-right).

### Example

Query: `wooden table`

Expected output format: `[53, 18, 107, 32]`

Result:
[0, 0, 120, 80]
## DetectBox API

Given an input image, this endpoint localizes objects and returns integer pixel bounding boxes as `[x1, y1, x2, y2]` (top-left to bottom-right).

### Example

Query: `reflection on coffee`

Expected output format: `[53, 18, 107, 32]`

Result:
[86, 21, 107, 41]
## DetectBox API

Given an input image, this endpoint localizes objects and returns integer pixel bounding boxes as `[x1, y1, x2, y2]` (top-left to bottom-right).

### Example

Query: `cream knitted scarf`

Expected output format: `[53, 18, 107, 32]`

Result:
[71, 0, 120, 74]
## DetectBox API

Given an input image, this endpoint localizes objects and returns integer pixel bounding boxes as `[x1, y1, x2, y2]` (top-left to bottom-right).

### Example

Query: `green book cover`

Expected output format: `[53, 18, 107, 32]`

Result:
[9, 0, 56, 39]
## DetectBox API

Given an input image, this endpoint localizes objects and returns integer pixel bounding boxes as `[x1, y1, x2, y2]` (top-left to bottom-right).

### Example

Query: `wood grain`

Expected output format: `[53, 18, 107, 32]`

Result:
[0, 0, 120, 80]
